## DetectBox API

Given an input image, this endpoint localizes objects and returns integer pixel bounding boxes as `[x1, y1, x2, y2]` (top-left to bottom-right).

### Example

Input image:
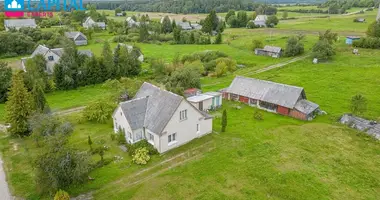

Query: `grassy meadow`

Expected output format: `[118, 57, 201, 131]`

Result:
[1, 7, 380, 200]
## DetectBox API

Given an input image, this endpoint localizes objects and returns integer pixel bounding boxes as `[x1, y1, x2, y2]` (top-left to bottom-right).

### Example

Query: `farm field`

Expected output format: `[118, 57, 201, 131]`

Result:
[1, 5, 380, 200]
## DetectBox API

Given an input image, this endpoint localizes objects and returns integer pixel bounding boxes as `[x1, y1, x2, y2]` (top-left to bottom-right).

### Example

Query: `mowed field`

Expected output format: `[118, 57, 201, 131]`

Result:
[1, 7, 380, 200]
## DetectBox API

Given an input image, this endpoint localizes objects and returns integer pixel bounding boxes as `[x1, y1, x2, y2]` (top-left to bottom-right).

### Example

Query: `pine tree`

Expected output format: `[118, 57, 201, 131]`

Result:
[31, 83, 48, 113]
[54, 41, 80, 90]
[118, 46, 129, 77]
[173, 27, 181, 43]
[102, 41, 114, 80]
[6, 72, 33, 137]
[221, 109, 227, 132]
[214, 32, 222, 44]
[84, 56, 102, 84]
[126, 48, 142, 76]
[113, 44, 121, 78]
[88, 135, 93, 150]
[161, 16, 173, 33]
[190, 32, 195, 44]
[139, 24, 149, 42]
[172, 19, 177, 30]
[0, 62, 12, 103]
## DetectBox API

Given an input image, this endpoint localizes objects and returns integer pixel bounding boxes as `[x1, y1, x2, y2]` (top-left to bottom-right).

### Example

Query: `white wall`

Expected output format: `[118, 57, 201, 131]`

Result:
[158, 100, 213, 153]
[112, 106, 133, 143]
[44, 51, 61, 74]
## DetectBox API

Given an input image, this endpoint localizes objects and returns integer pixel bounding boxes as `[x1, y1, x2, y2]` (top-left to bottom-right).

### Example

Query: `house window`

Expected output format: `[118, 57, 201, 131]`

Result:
[180, 110, 187, 121]
[168, 133, 177, 144]
[230, 93, 239, 101]
[148, 133, 154, 141]
[196, 124, 200, 133]
[249, 99, 257, 106]
[128, 131, 132, 139]
[48, 56, 54, 61]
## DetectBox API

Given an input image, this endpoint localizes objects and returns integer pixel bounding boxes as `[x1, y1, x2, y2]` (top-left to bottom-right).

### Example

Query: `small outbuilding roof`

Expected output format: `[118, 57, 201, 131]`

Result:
[340, 114, 380, 139]
[346, 36, 361, 39]
[294, 99, 319, 115]
[263, 45, 282, 53]
[225, 76, 305, 108]
[64, 31, 87, 40]
[187, 94, 213, 103]
[203, 92, 222, 97]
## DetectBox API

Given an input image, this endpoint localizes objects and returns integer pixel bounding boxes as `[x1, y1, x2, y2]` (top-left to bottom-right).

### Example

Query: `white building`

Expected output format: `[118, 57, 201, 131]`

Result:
[4, 19, 37, 31]
[187, 92, 222, 111]
[117, 43, 144, 62]
[113, 82, 213, 153]
[82, 17, 106, 29]
[253, 15, 268, 27]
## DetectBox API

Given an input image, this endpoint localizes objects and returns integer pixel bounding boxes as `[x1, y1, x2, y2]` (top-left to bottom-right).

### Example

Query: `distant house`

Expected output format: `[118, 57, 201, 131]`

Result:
[64, 32, 88, 46]
[176, 21, 193, 30]
[160, 16, 173, 24]
[117, 43, 144, 62]
[346, 36, 361, 45]
[340, 114, 380, 140]
[112, 82, 213, 153]
[191, 23, 202, 30]
[354, 18, 366, 23]
[21, 45, 93, 74]
[187, 92, 223, 111]
[4, 19, 37, 31]
[255, 45, 282, 58]
[82, 17, 106, 29]
[253, 15, 268, 27]
[222, 76, 320, 121]
[116, 12, 123, 17]
[126, 17, 140, 27]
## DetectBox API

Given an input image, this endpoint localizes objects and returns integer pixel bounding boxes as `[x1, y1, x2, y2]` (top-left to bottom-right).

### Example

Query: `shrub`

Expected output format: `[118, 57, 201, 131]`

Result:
[284, 36, 305, 57]
[252, 40, 264, 51]
[351, 94, 367, 115]
[353, 37, 380, 49]
[132, 147, 150, 165]
[246, 21, 258, 29]
[82, 101, 116, 123]
[254, 110, 263, 120]
[215, 62, 228, 77]
[312, 39, 335, 61]
[117, 130, 126, 145]
[126, 139, 158, 156]
[54, 190, 70, 200]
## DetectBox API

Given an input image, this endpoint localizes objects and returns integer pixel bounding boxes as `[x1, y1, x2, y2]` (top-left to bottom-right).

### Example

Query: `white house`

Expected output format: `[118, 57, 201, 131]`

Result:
[4, 19, 37, 31]
[112, 82, 213, 153]
[117, 43, 144, 62]
[126, 17, 140, 27]
[253, 15, 268, 27]
[187, 92, 223, 111]
[21, 45, 93, 74]
[82, 17, 106, 29]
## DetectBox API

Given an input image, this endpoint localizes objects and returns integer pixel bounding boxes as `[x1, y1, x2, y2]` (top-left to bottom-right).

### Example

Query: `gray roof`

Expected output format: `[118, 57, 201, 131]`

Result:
[134, 83, 183, 135]
[64, 32, 87, 41]
[263, 46, 282, 53]
[120, 97, 148, 130]
[116, 82, 210, 135]
[4, 19, 37, 28]
[177, 22, 192, 30]
[31, 45, 49, 57]
[50, 48, 64, 57]
[226, 76, 305, 108]
[294, 99, 319, 114]
[78, 50, 93, 57]
[340, 114, 380, 139]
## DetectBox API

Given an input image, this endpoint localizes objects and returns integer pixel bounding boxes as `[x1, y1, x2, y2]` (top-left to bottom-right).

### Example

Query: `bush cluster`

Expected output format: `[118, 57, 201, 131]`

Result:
[353, 37, 380, 49]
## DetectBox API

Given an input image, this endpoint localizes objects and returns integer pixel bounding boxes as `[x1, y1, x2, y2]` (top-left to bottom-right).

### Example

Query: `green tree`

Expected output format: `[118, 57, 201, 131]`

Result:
[225, 10, 235, 22]
[214, 32, 222, 44]
[366, 21, 380, 38]
[173, 27, 182, 43]
[24, 55, 49, 92]
[227, 15, 239, 28]
[282, 11, 288, 19]
[53, 41, 80, 90]
[83, 101, 116, 123]
[31, 84, 49, 113]
[88, 135, 93, 150]
[6, 72, 33, 137]
[115, 7, 122, 16]
[284, 36, 305, 57]
[266, 15, 279, 27]
[312, 39, 335, 61]
[54, 190, 70, 200]
[35, 135, 90, 195]
[139, 24, 149, 42]
[161, 16, 173, 33]
[351, 94, 367, 115]
[190, 32, 195, 44]
[221, 109, 227, 132]
[166, 67, 201, 94]
[252, 40, 264, 51]
[319, 29, 338, 44]
[237, 11, 248, 27]
[101, 41, 114, 80]
[113, 44, 121, 78]
[0, 62, 12, 103]
[202, 10, 219, 34]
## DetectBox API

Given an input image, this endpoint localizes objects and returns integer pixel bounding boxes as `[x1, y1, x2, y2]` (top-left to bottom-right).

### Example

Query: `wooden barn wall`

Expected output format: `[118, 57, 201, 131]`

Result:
[277, 106, 289, 115]
[289, 109, 307, 120]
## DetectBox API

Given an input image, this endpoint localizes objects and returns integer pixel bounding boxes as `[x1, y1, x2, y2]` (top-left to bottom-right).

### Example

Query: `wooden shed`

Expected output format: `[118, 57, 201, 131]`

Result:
[255, 46, 282, 58]
[222, 76, 320, 121]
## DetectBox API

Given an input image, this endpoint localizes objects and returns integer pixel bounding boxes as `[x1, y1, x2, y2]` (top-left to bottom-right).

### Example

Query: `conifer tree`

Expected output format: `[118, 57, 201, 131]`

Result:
[221, 109, 227, 132]
[190, 32, 195, 44]
[88, 135, 93, 150]
[113, 44, 121, 78]
[31, 83, 48, 113]
[101, 41, 114, 80]
[172, 19, 177, 30]
[161, 16, 173, 33]
[6, 72, 33, 137]
[118, 46, 129, 77]
[214, 32, 222, 44]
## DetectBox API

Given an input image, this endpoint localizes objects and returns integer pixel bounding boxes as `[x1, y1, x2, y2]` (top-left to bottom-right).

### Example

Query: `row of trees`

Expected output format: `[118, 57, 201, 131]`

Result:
[352, 20, 380, 49]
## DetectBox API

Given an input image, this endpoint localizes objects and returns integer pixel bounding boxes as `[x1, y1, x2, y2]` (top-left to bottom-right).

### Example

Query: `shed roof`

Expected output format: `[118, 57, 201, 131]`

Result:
[176, 22, 192, 30]
[4, 19, 37, 28]
[225, 76, 304, 108]
[340, 114, 380, 139]
[203, 92, 222, 97]
[294, 99, 319, 114]
[187, 94, 213, 103]
[346, 36, 361, 39]
[263, 45, 282, 53]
